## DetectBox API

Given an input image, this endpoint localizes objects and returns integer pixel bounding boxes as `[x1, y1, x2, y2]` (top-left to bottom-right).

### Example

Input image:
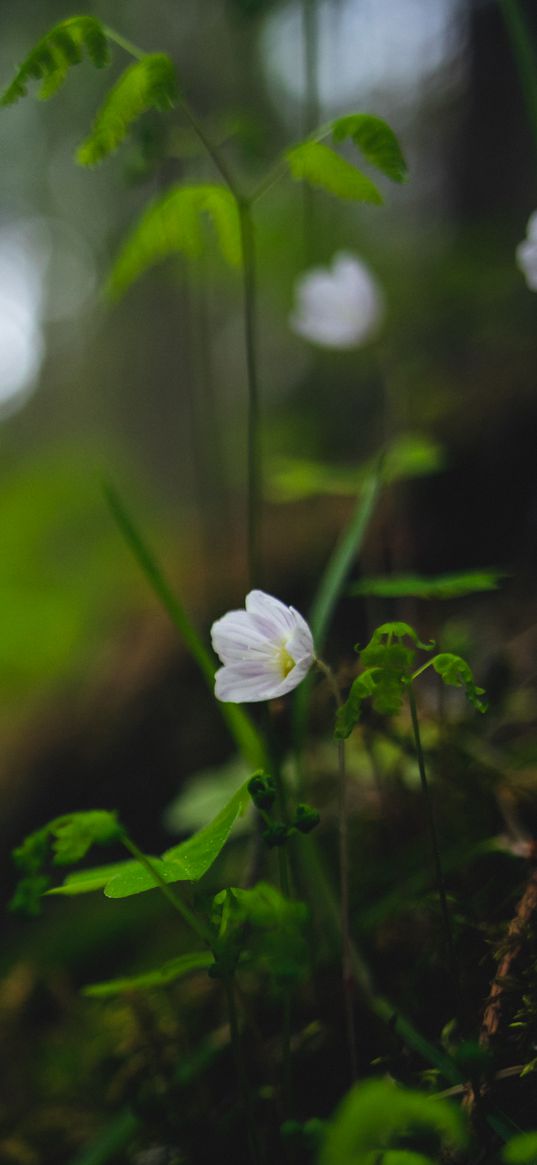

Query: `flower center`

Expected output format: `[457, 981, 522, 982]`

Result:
[278, 642, 296, 678]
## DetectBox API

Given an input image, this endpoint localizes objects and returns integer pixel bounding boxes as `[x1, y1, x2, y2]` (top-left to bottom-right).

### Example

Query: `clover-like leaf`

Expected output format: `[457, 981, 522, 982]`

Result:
[212, 882, 309, 988]
[320, 1078, 466, 1165]
[51, 781, 250, 899]
[0, 16, 109, 105]
[285, 141, 383, 204]
[332, 113, 408, 183]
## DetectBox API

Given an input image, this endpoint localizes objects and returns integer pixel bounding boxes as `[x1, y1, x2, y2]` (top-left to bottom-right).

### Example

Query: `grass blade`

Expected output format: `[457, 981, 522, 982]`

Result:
[104, 483, 265, 768]
[292, 462, 382, 753]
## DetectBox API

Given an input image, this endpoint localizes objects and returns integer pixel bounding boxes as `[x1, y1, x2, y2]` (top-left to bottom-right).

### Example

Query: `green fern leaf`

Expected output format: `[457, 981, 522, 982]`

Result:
[285, 141, 383, 204]
[0, 16, 109, 106]
[107, 184, 241, 299]
[77, 53, 179, 166]
[332, 114, 408, 183]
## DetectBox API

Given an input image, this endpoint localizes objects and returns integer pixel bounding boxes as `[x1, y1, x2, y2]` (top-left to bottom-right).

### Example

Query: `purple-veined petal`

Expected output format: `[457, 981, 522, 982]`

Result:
[211, 609, 277, 664]
[215, 660, 285, 703]
[286, 612, 315, 666]
[245, 589, 298, 639]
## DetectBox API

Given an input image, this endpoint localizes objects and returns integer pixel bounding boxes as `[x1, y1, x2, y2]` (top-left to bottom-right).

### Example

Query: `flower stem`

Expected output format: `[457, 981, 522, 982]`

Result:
[499, 0, 537, 159]
[238, 198, 261, 588]
[407, 684, 463, 1014]
[104, 24, 261, 589]
[302, 0, 320, 259]
[224, 976, 262, 1165]
[315, 658, 358, 1080]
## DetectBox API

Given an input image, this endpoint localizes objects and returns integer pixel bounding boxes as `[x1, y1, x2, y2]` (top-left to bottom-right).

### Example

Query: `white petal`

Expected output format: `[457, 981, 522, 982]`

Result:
[215, 661, 285, 703]
[289, 252, 384, 350]
[245, 589, 297, 639]
[527, 210, 537, 242]
[517, 238, 537, 290]
[286, 610, 315, 665]
[211, 609, 276, 664]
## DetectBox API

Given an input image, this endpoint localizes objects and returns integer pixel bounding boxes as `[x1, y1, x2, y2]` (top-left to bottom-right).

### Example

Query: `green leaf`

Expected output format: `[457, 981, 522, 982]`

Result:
[335, 669, 381, 740]
[268, 436, 444, 505]
[104, 483, 266, 770]
[0, 16, 109, 105]
[357, 624, 433, 715]
[381, 1153, 433, 1165]
[107, 183, 241, 298]
[332, 113, 408, 183]
[51, 810, 122, 864]
[52, 781, 251, 899]
[320, 1078, 466, 1165]
[212, 882, 309, 987]
[503, 1131, 537, 1164]
[292, 463, 382, 753]
[285, 141, 383, 204]
[77, 53, 178, 166]
[83, 950, 214, 996]
[350, 569, 504, 600]
[363, 623, 434, 653]
[47, 861, 140, 896]
[382, 434, 445, 483]
[431, 653, 488, 713]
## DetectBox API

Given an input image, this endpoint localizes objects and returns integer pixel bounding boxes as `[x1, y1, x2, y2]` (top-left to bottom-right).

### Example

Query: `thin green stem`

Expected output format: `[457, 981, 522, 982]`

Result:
[103, 23, 261, 588]
[121, 834, 212, 947]
[315, 658, 358, 1080]
[224, 977, 262, 1165]
[410, 658, 436, 682]
[302, 0, 320, 258]
[499, 0, 537, 157]
[179, 99, 244, 200]
[268, 740, 293, 1116]
[103, 26, 146, 61]
[238, 199, 261, 588]
[407, 685, 463, 1013]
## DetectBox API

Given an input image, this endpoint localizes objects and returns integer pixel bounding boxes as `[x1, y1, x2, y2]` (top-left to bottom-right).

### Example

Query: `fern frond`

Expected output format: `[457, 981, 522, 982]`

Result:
[77, 54, 179, 167]
[107, 184, 241, 299]
[0, 16, 110, 106]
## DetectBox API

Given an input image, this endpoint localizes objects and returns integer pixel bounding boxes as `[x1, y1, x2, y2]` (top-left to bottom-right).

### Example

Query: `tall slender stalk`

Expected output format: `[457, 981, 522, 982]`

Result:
[238, 199, 261, 587]
[302, 0, 320, 258]
[407, 685, 463, 1014]
[224, 977, 262, 1165]
[121, 834, 212, 946]
[316, 659, 358, 1080]
[499, 0, 537, 158]
[104, 27, 262, 589]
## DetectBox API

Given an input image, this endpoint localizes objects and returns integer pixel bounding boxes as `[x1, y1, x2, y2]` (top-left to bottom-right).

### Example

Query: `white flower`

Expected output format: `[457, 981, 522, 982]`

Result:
[289, 251, 384, 349]
[211, 589, 315, 703]
[516, 211, 537, 291]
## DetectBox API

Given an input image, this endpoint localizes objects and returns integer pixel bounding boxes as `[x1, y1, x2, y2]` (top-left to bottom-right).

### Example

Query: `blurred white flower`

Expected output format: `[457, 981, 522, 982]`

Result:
[211, 589, 314, 703]
[516, 211, 537, 291]
[289, 251, 384, 349]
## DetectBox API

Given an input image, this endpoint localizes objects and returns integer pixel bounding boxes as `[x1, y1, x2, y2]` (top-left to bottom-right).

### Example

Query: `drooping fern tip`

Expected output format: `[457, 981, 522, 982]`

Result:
[0, 16, 110, 106]
[77, 53, 179, 167]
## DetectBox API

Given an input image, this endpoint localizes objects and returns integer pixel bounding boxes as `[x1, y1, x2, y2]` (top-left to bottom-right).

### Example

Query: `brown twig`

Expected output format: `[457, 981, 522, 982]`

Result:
[480, 846, 537, 1049]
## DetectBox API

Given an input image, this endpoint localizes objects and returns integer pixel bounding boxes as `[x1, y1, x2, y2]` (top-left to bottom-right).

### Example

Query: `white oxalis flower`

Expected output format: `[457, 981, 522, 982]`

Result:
[289, 251, 384, 349]
[211, 589, 315, 703]
[516, 211, 537, 291]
